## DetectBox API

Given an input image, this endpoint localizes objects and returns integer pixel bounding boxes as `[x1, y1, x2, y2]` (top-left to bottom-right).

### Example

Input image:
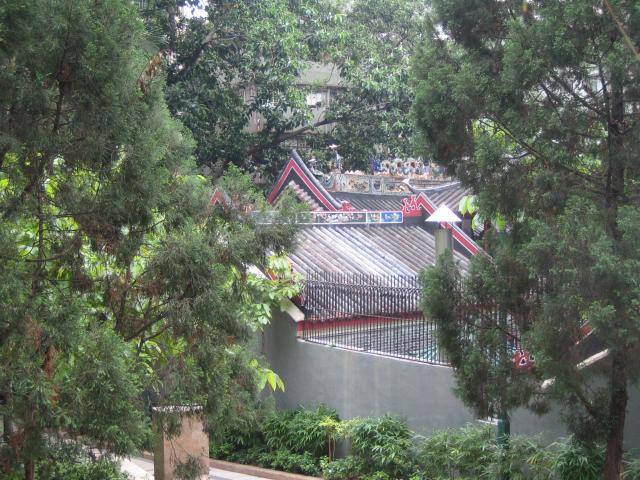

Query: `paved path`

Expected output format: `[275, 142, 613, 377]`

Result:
[121, 456, 270, 480]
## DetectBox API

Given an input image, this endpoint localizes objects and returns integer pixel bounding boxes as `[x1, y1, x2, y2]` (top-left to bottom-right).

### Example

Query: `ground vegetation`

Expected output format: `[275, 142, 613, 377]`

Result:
[212, 406, 638, 479]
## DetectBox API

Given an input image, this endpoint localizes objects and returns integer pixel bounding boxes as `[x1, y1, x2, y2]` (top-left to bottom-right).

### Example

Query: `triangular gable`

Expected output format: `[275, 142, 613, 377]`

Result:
[267, 150, 341, 211]
[405, 193, 480, 256]
[208, 189, 227, 208]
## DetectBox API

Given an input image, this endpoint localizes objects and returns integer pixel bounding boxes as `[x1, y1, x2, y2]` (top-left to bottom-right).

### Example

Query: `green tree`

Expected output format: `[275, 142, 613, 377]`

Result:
[0, 2, 298, 478]
[139, 0, 324, 175]
[317, 0, 429, 170]
[140, 0, 428, 175]
[414, 1, 640, 478]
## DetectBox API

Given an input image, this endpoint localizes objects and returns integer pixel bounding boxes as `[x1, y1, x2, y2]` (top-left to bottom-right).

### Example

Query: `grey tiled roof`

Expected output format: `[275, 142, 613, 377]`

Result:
[332, 192, 408, 211]
[415, 181, 470, 213]
[332, 182, 470, 214]
[289, 224, 470, 277]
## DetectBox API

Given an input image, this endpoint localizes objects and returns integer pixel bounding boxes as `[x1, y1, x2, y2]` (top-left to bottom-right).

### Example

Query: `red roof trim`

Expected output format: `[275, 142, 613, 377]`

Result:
[208, 190, 226, 208]
[416, 194, 480, 256]
[267, 159, 337, 211]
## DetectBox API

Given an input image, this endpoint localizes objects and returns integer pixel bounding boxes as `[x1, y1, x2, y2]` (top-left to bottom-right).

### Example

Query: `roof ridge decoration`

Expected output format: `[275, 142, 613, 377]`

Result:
[411, 180, 462, 192]
[267, 150, 341, 211]
[297, 210, 403, 225]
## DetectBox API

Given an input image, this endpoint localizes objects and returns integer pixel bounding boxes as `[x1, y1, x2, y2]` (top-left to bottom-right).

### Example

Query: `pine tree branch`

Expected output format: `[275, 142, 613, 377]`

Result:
[602, 0, 640, 62]
[169, 30, 244, 83]
[480, 117, 604, 191]
[568, 378, 601, 420]
[123, 311, 168, 342]
[550, 74, 607, 119]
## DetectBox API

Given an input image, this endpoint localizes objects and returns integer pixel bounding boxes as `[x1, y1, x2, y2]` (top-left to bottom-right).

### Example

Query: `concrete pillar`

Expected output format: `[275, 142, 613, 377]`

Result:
[434, 228, 454, 258]
[152, 406, 209, 480]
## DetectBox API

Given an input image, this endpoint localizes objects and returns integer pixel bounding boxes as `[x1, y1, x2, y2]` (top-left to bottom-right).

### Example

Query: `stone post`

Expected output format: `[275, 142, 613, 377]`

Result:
[434, 228, 454, 257]
[152, 406, 209, 480]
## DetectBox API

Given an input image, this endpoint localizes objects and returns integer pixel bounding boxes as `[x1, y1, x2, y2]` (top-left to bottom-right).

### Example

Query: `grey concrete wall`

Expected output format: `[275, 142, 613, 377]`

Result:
[262, 310, 475, 435]
[262, 310, 640, 453]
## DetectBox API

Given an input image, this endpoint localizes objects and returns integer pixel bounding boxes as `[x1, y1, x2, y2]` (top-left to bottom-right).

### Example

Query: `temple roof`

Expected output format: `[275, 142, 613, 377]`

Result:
[330, 181, 469, 215]
[289, 225, 471, 276]
[414, 182, 468, 215]
[331, 192, 409, 211]
[266, 150, 483, 276]
[268, 150, 341, 211]
[268, 150, 470, 216]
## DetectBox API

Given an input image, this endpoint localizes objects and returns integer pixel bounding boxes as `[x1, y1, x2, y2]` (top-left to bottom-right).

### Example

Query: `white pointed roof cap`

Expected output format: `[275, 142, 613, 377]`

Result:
[426, 204, 462, 223]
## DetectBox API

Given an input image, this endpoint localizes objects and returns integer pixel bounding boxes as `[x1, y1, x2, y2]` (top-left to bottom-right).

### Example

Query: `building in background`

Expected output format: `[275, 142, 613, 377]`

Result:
[245, 62, 343, 141]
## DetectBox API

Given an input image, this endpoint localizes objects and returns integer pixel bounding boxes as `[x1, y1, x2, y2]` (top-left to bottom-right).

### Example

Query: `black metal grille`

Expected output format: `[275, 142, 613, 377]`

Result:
[298, 272, 549, 368]
[299, 272, 448, 365]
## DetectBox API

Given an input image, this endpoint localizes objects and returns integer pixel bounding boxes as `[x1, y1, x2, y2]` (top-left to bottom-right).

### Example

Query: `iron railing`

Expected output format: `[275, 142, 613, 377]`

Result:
[298, 272, 540, 366]
[299, 272, 448, 365]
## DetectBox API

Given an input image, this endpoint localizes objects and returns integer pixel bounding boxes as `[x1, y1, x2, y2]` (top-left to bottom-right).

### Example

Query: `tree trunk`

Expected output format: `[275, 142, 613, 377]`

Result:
[602, 351, 628, 480]
[24, 459, 35, 480]
[601, 44, 628, 480]
[2, 414, 11, 442]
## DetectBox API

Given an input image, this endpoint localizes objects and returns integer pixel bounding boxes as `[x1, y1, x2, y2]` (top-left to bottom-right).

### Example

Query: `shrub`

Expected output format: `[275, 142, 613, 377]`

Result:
[414, 425, 609, 480]
[361, 473, 391, 480]
[262, 450, 321, 476]
[321, 456, 366, 480]
[262, 405, 339, 457]
[544, 438, 604, 480]
[347, 416, 415, 478]
[624, 458, 640, 480]
[211, 408, 623, 479]
[213, 406, 340, 474]
[225, 445, 268, 466]
[209, 408, 266, 460]
[480, 434, 545, 479]
[414, 424, 495, 478]
[45, 458, 128, 480]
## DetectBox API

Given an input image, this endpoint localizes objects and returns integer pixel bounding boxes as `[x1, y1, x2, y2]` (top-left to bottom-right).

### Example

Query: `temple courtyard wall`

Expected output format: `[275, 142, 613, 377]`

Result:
[261, 310, 640, 455]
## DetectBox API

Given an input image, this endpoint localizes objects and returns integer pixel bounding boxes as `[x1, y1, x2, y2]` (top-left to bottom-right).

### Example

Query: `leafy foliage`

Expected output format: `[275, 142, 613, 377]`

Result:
[260, 450, 321, 477]
[42, 459, 129, 480]
[140, 0, 429, 175]
[413, 0, 640, 475]
[347, 416, 415, 479]
[217, 443, 322, 476]
[212, 409, 617, 479]
[414, 423, 495, 479]
[211, 405, 339, 475]
[2, 440, 129, 480]
[262, 405, 339, 457]
[317, 0, 429, 170]
[0, 1, 300, 477]
[321, 456, 366, 480]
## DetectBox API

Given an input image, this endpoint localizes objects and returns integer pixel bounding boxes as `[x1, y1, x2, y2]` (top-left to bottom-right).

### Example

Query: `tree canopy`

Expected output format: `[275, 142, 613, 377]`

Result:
[140, 0, 428, 175]
[415, 1, 640, 478]
[0, 1, 299, 478]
